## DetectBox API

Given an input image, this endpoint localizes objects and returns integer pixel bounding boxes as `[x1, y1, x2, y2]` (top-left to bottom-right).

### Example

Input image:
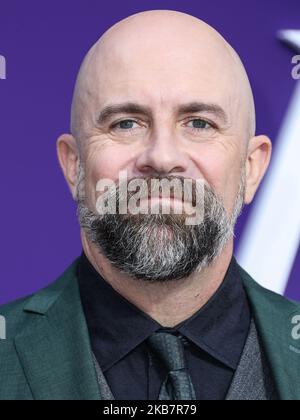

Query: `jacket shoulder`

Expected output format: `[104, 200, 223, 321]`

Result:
[0, 258, 80, 339]
[237, 261, 300, 314]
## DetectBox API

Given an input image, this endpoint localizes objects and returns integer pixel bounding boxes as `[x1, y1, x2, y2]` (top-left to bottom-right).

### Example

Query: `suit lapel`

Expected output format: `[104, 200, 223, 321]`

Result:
[238, 263, 300, 400]
[14, 260, 101, 400]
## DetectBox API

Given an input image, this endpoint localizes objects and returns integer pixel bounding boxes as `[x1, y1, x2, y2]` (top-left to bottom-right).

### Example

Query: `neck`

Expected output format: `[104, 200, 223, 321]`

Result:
[81, 231, 234, 328]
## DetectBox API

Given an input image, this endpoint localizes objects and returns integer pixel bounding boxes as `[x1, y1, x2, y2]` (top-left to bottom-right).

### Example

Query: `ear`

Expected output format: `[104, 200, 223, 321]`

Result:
[56, 133, 80, 200]
[244, 135, 272, 205]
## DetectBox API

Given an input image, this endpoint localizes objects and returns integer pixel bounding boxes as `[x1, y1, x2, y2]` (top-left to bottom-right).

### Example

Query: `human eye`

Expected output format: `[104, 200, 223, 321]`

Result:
[110, 119, 141, 132]
[185, 118, 217, 134]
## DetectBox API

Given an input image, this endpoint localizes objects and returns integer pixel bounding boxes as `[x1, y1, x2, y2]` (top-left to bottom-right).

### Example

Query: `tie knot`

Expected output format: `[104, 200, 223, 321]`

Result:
[147, 332, 187, 372]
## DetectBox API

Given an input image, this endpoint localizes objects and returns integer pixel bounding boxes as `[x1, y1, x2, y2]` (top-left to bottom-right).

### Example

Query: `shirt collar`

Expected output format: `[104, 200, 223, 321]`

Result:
[176, 257, 251, 369]
[78, 252, 161, 371]
[78, 252, 251, 372]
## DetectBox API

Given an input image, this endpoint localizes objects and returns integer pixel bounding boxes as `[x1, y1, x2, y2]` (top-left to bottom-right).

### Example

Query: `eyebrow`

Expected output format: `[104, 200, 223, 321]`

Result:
[96, 101, 228, 126]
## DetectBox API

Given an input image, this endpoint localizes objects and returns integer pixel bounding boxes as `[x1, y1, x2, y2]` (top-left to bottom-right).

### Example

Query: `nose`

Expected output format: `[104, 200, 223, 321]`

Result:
[135, 127, 189, 177]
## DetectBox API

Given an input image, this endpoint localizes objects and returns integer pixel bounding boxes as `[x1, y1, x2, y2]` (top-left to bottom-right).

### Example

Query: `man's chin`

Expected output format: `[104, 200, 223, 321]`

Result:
[148, 224, 176, 241]
[124, 269, 196, 284]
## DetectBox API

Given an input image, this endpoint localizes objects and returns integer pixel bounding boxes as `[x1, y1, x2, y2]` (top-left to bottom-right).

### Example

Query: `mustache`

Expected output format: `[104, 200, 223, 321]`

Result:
[107, 174, 214, 208]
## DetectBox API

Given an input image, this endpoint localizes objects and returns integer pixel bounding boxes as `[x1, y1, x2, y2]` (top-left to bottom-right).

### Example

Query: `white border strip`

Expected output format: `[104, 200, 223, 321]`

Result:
[237, 80, 300, 295]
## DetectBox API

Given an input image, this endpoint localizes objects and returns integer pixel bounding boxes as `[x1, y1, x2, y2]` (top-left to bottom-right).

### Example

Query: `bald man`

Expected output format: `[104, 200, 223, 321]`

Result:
[0, 10, 299, 401]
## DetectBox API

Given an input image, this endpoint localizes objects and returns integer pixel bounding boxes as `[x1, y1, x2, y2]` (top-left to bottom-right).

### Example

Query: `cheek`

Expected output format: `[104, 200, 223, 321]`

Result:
[192, 148, 241, 211]
[192, 149, 227, 192]
[84, 144, 132, 205]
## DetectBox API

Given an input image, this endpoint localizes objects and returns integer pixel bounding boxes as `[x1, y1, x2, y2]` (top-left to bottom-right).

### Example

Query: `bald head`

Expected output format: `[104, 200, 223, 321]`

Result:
[57, 10, 272, 291]
[71, 10, 256, 147]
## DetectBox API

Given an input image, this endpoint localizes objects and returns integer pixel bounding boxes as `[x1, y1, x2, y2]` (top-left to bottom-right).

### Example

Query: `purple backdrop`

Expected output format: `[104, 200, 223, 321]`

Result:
[0, 0, 299, 305]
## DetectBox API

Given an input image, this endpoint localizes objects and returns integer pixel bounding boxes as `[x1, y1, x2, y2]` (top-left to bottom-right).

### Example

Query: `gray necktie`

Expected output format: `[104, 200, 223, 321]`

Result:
[147, 332, 196, 400]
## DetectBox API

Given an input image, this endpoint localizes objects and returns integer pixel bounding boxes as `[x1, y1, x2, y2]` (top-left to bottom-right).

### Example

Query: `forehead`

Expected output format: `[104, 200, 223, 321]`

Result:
[87, 34, 239, 115]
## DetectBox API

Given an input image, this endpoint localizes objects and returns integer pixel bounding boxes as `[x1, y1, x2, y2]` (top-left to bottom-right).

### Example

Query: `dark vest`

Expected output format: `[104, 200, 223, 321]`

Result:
[92, 319, 278, 401]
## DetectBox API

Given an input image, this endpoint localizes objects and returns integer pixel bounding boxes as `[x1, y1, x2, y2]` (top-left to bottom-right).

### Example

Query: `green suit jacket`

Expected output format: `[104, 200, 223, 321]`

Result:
[0, 257, 300, 400]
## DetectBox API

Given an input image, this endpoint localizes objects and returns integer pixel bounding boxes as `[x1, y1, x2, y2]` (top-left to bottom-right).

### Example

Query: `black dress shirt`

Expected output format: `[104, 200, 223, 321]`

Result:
[78, 252, 251, 400]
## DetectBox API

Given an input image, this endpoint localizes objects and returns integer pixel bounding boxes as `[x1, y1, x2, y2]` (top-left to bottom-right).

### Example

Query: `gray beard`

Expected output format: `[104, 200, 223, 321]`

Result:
[77, 172, 245, 283]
